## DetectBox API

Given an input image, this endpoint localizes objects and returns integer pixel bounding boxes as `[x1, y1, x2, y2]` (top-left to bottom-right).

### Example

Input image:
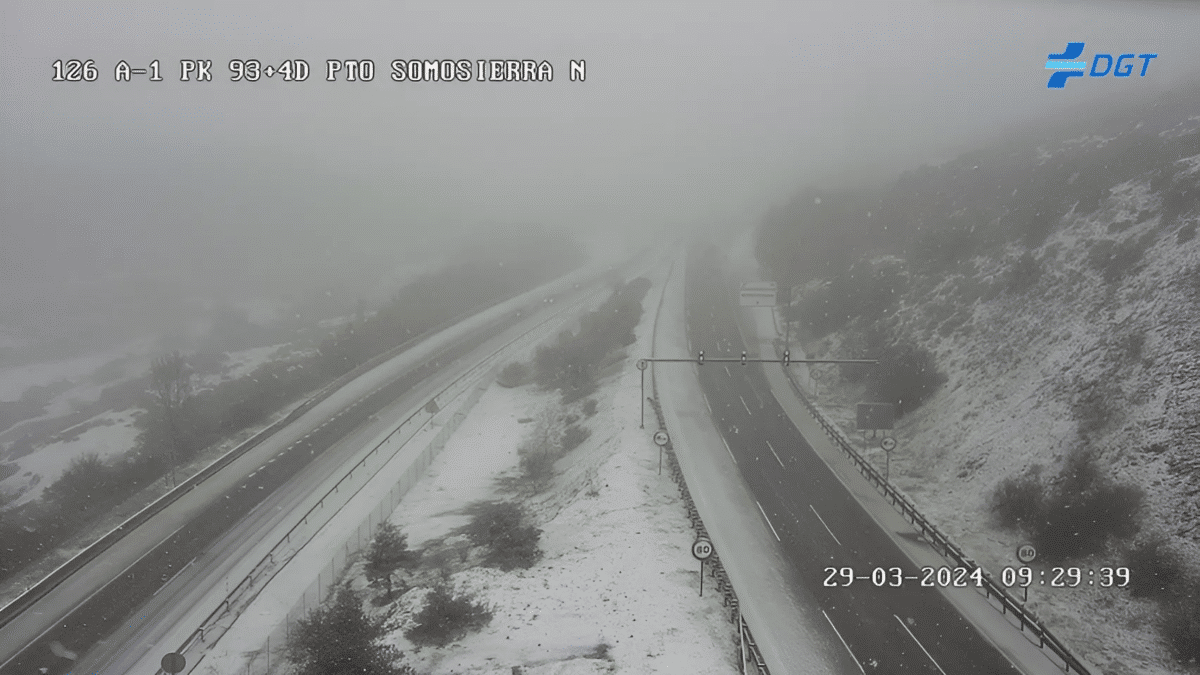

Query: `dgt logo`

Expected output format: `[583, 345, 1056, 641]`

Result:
[1045, 42, 1157, 89]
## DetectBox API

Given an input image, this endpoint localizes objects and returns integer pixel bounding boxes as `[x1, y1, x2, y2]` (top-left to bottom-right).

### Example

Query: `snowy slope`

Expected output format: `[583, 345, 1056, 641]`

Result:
[792, 156, 1200, 674]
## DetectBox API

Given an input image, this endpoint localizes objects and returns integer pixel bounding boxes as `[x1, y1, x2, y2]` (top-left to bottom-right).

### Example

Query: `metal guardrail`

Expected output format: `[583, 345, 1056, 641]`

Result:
[162, 258, 659, 674]
[0, 274, 569, 634]
[169, 308, 551, 674]
[647, 254, 770, 675]
[773, 341, 1093, 675]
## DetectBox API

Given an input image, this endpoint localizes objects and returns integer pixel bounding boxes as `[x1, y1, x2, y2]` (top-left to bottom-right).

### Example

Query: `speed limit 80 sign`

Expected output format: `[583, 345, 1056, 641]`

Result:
[691, 538, 713, 561]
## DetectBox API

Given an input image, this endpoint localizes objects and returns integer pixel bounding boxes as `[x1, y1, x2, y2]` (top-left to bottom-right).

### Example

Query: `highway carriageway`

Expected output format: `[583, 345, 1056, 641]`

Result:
[0, 260, 625, 675]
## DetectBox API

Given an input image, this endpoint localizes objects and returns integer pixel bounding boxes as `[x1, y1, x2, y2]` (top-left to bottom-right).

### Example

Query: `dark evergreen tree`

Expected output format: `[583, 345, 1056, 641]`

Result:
[405, 581, 492, 647]
[285, 584, 411, 675]
[364, 522, 418, 602]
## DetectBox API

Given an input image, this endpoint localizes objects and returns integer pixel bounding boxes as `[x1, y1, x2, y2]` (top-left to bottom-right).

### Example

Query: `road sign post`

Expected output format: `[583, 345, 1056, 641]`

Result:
[880, 436, 897, 482]
[1016, 544, 1037, 604]
[692, 538, 713, 596]
[653, 429, 670, 475]
[637, 359, 648, 428]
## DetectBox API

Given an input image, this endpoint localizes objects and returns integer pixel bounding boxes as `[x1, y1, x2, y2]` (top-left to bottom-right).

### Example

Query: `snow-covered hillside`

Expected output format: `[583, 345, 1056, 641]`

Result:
[793, 131, 1200, 672]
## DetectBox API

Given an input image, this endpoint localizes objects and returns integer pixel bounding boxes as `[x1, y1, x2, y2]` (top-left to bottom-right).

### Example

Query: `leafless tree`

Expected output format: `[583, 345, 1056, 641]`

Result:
[150, 351, 192, 487]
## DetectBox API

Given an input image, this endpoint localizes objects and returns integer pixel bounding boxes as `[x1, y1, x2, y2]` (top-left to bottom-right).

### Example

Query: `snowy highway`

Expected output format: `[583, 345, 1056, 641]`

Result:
[0, 261, 625, 675]
[655, 250, 1067, 674]
[685, 257, 1024, 674]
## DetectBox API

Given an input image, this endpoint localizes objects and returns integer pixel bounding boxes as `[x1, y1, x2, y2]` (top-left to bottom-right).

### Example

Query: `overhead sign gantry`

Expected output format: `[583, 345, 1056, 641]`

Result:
[634, 350, 878, 428]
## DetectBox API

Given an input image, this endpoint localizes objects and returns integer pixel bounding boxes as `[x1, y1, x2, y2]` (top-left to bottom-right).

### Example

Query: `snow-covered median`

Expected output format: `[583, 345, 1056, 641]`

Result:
[352, 275, 738, 674]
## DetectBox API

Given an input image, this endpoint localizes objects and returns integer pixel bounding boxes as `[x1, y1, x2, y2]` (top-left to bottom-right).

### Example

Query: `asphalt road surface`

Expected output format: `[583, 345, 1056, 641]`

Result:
[1, 310, 518, 675]
[685, 252, 1023, 675]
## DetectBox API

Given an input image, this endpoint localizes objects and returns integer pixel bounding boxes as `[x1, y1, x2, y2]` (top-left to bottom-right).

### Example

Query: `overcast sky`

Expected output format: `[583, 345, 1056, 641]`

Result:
[3, 0, 1200, 357]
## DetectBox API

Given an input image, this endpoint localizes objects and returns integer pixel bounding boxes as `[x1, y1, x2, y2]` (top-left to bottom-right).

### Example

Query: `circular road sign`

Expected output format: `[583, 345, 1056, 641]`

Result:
[880, 437, 897, 453]
[161, 653, 187, 674]
[637, 359, 648, 371]
[653, 430, 670, 447]
[691, 538, 714, 561]
[1016, 544, 1037, 564]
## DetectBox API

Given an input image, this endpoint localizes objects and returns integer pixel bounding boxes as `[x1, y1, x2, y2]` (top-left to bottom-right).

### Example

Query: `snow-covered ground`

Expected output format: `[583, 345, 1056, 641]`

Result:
[219, 344, 287, 380]
[372, 379, 737, 675]
[363, 269, 737, 674]
[0, 342, 307, 511]
[192, 263, 738, 675]
[772, 166, 1200, 675]
[0, 410, 141, 507]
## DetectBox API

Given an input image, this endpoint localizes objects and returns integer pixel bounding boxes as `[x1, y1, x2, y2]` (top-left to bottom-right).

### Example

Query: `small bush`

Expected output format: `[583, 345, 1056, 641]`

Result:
[496, 362, 530, 388]
[561, 424, 590, 452]
[989, 448, 1144, 562]
[1037, 481, 1142, 561]
[1125, 536, 1185, 598]
[585, 642, 613, 660]
[581, 399, 598, 418]
[405, 582, 492, 648]
[990, 466, 1045, 531]
[43, 453, 115, 519]
[865, 342, 947, 417]
[465, 502, 542, 570]
[519, 451, 557, 484]
[533, 278, 650, 400]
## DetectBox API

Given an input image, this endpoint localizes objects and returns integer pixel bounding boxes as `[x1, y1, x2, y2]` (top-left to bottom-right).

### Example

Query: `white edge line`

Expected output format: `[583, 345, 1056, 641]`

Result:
[722, 436, 737, 465]
[823, 610, 866, 675]
[755, 500, 781, 541]
[809, 504, 843, 546]
[894, 614, 949, 675]
[152, 557, 196, 597]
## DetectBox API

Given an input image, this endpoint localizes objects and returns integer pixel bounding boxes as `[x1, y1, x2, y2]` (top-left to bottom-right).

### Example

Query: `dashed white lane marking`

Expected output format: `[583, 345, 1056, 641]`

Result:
[739, 395, 752, 415]
[755, 500, 780, 541]
[823, 610, 866, 674]
[766, 440, 784, 467]
[809, 504, 842, 546]
[894, 614, 948, 675]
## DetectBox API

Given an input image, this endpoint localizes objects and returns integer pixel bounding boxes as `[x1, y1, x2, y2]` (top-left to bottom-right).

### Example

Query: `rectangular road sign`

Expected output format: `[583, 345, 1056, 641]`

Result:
[856, 402, 895, 430]
[739, 281, 777, 307]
